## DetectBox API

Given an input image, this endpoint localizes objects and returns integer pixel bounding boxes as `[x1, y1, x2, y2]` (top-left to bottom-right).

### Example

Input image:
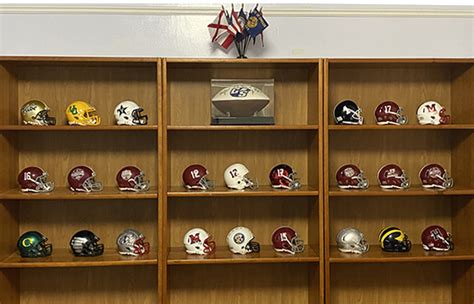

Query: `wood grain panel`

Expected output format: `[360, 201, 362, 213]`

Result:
[451, 64, 474, 124]
[169, 263, 314, 304]
[168, 131, 314, 187]
[328, 63, 452, 126]
[329, 196, 452, 246]
[0, 269, 19, 304]
[451, 197, 474, 251]
[16, 63, 157, 125]
[17, 131, 157, 188]
[167, 63, 318, 126]
[0, 64, 17, 125]
[328, 130, 451, 187]
[20, 266, 157, 304]
[168, 197, 312, 248]
[330, 263, 452, 304]
[452, 261, 473, 303]
[19, 199, 157, 251]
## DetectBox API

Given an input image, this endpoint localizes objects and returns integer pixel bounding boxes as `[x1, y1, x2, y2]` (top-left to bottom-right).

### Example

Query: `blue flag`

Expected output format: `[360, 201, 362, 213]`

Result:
[245, 8, 268, 38]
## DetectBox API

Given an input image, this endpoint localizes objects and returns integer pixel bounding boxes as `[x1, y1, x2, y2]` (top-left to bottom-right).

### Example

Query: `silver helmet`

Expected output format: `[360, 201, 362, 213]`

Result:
[116, 228, 150, 256]
[336, 227, 369, 254]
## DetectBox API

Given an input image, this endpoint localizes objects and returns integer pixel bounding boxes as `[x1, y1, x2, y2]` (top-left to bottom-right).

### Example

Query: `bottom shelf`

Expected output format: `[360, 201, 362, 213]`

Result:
[0, 248, 157, 268]
[168, 263, 320, 304]
[330, 245, 474, 263]
[330, 261, 473, 304]
[167, 245, 319, 265]
[1, 265, 157, 304]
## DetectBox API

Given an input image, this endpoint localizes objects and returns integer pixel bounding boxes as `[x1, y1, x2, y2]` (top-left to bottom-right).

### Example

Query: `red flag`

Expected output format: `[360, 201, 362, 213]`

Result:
[208, 9, 235, 49]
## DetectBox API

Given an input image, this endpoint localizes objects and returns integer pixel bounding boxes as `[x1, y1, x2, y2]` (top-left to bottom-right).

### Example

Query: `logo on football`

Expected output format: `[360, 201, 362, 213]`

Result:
[212, 84, 270, 117]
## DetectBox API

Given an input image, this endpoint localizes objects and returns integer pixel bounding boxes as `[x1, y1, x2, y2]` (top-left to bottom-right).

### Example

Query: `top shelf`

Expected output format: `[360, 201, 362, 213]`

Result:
[328, 124, 474, 131]
[167, 125, 318, 131]
[0, 125, 158, 131]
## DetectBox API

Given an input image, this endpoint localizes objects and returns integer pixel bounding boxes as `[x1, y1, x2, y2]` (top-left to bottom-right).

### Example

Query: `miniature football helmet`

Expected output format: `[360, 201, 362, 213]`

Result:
[66, 100, 101, 126]
[379, 226, 412, 252]
[183, 228, 216, 255]
[68, 166, 103, 192]
[18, 166, 54, 193]
[70, 230, 104, 257]
[182, 164, 214, 190]
[271, 226, 304, 254]
[336, 227, 369, 254]
[212, 84, 270, 117]
[116, 228, 150, 256]
[377, 164, 410, 190]
[116, 166, 150, 192]
[417, 101, 450, 125]
[334, 99, 363, 125]
[224, 163, 257, 190]
[17, 231, 52, 258]
[114, 100, 148, 126]
[20, 100, 56, 126]
[336, 164, 368, 189]
[421, 225, 454, 252]
[226, 226, 260, 255]
[374, 101, 407, 125]
[419, 163, 453, 190]
[269, 164, 301, 190]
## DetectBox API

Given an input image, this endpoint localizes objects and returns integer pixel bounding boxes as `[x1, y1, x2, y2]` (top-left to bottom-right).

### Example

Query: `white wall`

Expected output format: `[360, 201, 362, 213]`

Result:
[0, 5, 473, 58]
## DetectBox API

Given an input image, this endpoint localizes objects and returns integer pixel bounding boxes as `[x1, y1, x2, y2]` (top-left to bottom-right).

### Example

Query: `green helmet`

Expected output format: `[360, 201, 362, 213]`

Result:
[17, 231, 53, 258]
[20, 100, 56, 126]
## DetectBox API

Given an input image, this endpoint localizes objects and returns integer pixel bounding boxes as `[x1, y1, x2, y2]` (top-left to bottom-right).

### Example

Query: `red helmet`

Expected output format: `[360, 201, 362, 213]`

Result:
[419, 163, 453, 190]
[116, 166, 150, 192]
[421, 225, 453, 251]
[269, 164, 301, 190]
[182, 164, 213, 190]
[377, 164, 410, 189]
[336, 164, 368, 189]
[375, 101, 407, 125]
[68, 166, 103, 192]
[271, 226, 304, 254]
[18, 167, 54, 193]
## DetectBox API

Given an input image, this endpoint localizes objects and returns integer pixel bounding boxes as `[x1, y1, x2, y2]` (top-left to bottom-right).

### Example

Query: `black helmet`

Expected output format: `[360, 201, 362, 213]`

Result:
[70, 230, 104, 257]
[379, 226, 412, 252]
[334, 99, 363, 125]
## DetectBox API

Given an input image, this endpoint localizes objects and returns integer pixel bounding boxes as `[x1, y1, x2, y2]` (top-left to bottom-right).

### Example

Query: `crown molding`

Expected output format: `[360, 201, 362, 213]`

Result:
[0, 4, 472, 17]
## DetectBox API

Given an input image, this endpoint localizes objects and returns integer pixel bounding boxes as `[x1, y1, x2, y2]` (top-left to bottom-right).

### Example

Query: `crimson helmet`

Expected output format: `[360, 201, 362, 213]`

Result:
[116, 166, 150, 192]
[182, 164, 214, 190]
[419, 163, 453, 190]
[269, 164, 301, 190]
[68, 166, 103, 192]
[336, 164, 368, 189]
[421, 225, 454, 252]
[272, 226, 304, 254]
[377, 164, 410, 189]
[18, 166, 54, 193]
[375, 101, 407, 125]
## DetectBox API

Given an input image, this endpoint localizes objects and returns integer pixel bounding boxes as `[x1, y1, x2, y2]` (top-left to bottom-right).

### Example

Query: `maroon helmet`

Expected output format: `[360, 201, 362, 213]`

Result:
[421, 225, 453, 251]
[272, 226, 304, 254]
[419, 163, 453, 190]
[68, 166, 103, 192]
[182, 164, 214, 190]
[18, 166, 54, 193]
[377, 164, 410, 189]
[336, 164, 368, 189]
[269, 164, 301, 190]
[116, 166, 150, 192]
[375, 101, 407, 125]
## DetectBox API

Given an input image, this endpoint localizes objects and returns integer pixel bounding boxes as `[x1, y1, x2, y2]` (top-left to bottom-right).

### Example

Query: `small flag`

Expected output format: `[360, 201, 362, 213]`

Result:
[208, 9, 235, 49]
[245, 6, 269, 39]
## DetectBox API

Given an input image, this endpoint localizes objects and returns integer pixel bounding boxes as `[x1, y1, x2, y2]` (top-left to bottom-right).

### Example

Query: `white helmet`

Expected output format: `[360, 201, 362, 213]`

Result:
[183, 228, 216, 255]
[336, 227, 369, 254]
[224, 163, 257, 190]
[116, 228, 150, 256]
[114, 100, 148, 125]
[226, 226, 260, 255]
[417, 101, 451, 125]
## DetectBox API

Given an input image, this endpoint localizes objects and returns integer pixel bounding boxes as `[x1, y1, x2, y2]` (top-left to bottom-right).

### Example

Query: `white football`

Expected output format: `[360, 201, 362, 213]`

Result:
[212, 84, 270, 117]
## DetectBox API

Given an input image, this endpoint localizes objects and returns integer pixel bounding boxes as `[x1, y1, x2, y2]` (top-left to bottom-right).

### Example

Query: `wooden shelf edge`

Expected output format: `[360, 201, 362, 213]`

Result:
[168, 185, 319, 197]
[0, 187, 158, 200]
[167, 125, 319, 131]
[165, 58, 320, 64]
[329, 186, 474, 197]
[328, 124, 474, 131]
[0, 125, 158, 131]
[167, 245, 319, 265]
[0, 248, 158, 268]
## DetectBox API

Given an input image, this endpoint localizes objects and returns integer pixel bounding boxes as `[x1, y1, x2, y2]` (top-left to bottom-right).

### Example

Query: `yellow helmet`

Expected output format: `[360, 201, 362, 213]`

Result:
[66, 101, 101, 126]
[21, 100, 56, 126]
